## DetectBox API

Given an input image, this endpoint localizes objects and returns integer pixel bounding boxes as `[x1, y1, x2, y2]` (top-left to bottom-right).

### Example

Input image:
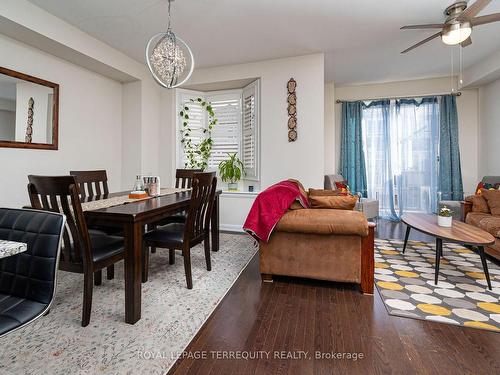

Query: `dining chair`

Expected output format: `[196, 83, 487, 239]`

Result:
[27, 175, 130, 327]
[149, 168, 202, 254]
[175, 168, 203, 189]
[70, 169, 119, 279]
[143, 172, 217, 289]
[0, 208, 65, 337]
[69, 170, 109, 198]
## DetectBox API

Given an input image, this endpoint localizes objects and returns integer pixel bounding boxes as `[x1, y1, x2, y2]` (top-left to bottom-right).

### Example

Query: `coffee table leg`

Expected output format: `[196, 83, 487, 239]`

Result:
[402, 226, 411, 254]
[435, 238, 442, 285]
[478, 246, 492, 290]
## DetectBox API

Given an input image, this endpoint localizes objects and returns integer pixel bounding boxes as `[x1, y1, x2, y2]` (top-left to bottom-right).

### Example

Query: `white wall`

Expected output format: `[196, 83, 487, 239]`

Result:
[479, 78, 500, 177]
[324, 82, 335, 174]
[159, 54, 325, 231]
[331, 77, 479, 194]
[0, 34, 123, 207]
[162, 53, 325, 190]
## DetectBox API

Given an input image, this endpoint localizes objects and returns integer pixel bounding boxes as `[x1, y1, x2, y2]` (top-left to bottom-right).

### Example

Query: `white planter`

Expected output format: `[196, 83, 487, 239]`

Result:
[227, 182, 238, 191]
[438, 215, 452, 227]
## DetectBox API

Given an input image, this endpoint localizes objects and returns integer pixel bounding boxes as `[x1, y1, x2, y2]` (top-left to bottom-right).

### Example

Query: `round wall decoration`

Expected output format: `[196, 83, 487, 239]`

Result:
[287, 78, 297, 142]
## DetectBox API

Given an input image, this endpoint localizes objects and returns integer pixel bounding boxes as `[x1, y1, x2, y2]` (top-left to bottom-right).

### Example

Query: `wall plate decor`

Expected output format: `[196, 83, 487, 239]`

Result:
[287, 78, 297, 142]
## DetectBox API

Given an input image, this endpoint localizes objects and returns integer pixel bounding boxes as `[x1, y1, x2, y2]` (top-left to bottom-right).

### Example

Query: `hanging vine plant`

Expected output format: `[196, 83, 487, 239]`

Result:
[179, 97, 217, 170]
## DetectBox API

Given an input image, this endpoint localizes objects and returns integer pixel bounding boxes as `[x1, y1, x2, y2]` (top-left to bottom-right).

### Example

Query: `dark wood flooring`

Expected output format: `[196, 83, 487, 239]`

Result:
[169, 220, 500, 375]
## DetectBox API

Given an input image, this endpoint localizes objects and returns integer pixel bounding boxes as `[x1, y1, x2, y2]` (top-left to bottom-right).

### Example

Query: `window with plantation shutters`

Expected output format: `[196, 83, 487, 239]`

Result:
[206, 93, 241, 169]
[176, 80, 259, 182]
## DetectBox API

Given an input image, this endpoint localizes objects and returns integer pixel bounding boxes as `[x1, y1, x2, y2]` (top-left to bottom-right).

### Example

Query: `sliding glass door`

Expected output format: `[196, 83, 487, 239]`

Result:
[362, 98, 439, 220]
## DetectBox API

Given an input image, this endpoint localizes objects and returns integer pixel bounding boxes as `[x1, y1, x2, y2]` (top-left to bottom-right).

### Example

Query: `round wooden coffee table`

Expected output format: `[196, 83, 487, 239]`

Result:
[401, 213, 495, 290]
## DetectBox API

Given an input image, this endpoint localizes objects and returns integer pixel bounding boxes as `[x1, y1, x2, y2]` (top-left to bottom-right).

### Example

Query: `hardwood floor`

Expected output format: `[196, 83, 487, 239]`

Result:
[169, 220, 500, 375]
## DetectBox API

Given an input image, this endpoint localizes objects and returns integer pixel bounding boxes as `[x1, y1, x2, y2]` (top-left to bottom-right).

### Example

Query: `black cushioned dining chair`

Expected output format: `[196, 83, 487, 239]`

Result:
[150, 168, 202, 254]
[27, 175, 128, 327]
[0, 208, 65, 337]
[143, 172, 217, 289]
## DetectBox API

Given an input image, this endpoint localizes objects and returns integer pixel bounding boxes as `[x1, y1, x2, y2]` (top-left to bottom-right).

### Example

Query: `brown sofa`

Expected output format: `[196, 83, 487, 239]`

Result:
[462, 199, 500, 261]
[259, 208, 375, 294]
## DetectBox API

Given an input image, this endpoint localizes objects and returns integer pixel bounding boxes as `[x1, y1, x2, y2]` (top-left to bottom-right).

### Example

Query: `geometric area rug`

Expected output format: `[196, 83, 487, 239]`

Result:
[0, 233, 257, 375]
[375, 239, 500, 333]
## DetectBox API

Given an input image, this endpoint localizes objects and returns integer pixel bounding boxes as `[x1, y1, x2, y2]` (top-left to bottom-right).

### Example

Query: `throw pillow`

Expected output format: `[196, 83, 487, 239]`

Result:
[308, 188, 344, 196]
[470, 195, 490, 213]
[309, 195, 358, 210]
[334, 180, 351, 195]
[481, 189, 500, 216]
[476, 182, 500, 195]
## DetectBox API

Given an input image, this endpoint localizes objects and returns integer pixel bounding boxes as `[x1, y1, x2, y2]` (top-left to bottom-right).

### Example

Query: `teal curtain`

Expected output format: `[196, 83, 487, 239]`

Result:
[439, 95, 463, 201]
[341, 101, 367, 196]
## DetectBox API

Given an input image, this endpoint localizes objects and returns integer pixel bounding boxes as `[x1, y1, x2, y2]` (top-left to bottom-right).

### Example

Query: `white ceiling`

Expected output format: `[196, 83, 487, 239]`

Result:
[28, 0, 500, 85]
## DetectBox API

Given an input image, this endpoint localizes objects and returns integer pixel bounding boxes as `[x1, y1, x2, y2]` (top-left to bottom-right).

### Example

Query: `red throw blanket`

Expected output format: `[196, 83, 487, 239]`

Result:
[243, 180, 309, 242]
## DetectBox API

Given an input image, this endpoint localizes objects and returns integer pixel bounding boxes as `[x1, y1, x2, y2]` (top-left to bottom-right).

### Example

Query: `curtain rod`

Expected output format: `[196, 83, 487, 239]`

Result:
[335, 91, 461, 104]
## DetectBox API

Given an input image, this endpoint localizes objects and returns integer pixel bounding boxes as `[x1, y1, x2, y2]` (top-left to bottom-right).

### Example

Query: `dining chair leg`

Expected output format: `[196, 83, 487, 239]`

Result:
[107, 265, 114, 280]
[169, 249, 175, 265]
[204, 237, 211, 271]
[142, 245, 149, 283]
[94, 270, 102, 286]
[182, 245, 193, 289]
[82, 272, 93, 327]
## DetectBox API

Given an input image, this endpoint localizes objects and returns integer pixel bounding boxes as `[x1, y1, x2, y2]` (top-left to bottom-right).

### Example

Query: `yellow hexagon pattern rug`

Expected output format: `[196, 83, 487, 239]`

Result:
[375, 239, 500, 333]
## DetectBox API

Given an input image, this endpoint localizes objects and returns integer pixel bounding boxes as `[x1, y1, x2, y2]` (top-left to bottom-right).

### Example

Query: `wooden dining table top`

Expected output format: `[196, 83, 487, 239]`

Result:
[401, 213, 495, 246]
[83, 189, 221, 221]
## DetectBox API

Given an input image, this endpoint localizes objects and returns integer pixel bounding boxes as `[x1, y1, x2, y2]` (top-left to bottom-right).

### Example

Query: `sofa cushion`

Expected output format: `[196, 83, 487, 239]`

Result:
[481, 189, 500, 216]
[309, 195, 358, 210]
[469, 195, 490, 213]
[309, 188, 342, 196]
[276, 209, 368, 236]
[465, 212, 491, 227]
[477, 217, 500, 238]
[466, 213, 500, 238]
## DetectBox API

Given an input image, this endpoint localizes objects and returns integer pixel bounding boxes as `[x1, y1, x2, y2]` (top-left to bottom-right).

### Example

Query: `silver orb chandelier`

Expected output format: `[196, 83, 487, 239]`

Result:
[146, 0, 194, 89]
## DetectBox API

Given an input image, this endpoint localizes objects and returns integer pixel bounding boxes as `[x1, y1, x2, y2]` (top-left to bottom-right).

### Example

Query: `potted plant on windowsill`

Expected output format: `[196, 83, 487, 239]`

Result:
[438, 206, 452, 227]
[218, 153, 245, 191]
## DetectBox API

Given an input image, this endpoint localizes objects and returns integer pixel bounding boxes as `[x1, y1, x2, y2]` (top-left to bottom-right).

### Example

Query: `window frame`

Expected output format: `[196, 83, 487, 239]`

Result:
[175, 80, 261, 183]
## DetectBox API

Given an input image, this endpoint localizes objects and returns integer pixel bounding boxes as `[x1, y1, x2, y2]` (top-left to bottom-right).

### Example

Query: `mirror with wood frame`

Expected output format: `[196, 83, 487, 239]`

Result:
[0, 67, 59, 150]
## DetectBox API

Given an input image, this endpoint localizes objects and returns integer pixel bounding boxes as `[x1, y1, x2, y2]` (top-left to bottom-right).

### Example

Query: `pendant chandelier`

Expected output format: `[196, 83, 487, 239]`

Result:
[146, 0, 194, 89]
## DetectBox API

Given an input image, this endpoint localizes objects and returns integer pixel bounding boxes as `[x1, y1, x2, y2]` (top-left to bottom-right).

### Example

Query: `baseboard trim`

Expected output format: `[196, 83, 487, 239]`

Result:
[220, 224, 244, 233]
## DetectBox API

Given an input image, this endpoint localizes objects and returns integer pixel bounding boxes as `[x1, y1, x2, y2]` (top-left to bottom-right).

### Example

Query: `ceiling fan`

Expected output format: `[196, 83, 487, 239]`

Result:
[401, 0, 500, 53]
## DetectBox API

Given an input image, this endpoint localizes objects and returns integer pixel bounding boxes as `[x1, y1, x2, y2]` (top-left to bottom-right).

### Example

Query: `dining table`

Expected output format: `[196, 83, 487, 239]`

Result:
[83, 189, 221, 325]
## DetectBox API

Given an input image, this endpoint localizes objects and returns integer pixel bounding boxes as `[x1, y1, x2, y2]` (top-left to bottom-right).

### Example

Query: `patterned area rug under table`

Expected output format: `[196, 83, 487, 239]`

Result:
[0, 234, 256, 375]
[375, 239, 500, 332]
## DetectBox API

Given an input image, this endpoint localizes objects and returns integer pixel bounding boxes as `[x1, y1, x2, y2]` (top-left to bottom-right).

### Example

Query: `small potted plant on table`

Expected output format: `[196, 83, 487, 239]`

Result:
[438, 206, 452, 227]
[218, 153, 245, 191]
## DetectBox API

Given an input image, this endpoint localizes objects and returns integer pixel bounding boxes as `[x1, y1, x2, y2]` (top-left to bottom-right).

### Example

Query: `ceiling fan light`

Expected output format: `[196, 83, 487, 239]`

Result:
[441, 22, 472, 45]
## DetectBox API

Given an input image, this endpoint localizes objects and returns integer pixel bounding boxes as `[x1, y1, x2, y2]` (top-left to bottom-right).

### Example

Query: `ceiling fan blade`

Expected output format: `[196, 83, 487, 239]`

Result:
[401, 32, 441, 54]
[461, 36, 472, 47]
[457, 0, 492, 21]
[400, 24, 445, 30]
[471, 13, 500, 26]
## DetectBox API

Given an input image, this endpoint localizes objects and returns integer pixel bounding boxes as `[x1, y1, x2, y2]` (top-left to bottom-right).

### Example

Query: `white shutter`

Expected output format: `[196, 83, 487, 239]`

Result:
[207, 93, 241, 169]
[242, 82, 258, 179]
